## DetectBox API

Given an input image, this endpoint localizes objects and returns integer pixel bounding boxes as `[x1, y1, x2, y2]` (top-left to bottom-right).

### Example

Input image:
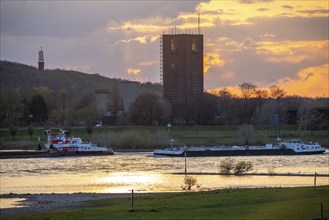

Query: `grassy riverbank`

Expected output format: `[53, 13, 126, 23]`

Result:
[1, 125, 328, 150]
[2, 186, 328, 220]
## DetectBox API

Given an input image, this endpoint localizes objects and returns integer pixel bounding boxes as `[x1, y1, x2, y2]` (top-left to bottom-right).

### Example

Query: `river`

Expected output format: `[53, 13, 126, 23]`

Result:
[1, 152, 328, 197]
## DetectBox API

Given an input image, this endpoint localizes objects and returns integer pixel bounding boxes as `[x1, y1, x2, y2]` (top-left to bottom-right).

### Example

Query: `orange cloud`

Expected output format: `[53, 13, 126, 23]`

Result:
[207, 64, 328, 98]
[204, 52, 225, 73]
[277, 64, 329, 98]
[127, 68, 141, 75]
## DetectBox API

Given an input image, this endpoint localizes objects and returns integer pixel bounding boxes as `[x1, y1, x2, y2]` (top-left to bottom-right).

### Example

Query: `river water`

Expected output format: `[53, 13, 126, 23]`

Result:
[1, 152, 328, 197]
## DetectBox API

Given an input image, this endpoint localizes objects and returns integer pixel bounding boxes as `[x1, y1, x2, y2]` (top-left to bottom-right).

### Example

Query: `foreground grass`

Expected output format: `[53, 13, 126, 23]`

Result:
[5, 186, 329, 220]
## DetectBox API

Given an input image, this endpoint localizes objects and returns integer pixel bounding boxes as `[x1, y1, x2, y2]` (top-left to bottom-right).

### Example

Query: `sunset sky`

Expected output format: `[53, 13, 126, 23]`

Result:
[1, 0, 328, 97]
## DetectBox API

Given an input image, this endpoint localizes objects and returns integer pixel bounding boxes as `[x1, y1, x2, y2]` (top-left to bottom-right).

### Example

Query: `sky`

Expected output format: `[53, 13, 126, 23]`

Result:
[1, 0, 328, 97]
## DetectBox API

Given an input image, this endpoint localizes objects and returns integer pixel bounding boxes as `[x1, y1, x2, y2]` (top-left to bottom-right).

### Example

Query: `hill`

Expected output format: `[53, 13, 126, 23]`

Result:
[0, 60, 162, 97]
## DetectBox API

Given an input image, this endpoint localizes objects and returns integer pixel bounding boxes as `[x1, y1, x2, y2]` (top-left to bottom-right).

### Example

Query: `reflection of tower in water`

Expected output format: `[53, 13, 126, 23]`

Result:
[38, 47, 44, 70]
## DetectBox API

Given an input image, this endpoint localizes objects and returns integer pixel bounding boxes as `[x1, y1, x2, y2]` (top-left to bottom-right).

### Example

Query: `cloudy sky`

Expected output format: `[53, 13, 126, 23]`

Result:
[1, 0, 328, 97]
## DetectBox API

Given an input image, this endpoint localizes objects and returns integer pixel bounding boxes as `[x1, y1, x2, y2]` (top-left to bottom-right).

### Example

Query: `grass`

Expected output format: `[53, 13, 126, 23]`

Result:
[3, 186, 329, 220]
[0, 125, 328, 150]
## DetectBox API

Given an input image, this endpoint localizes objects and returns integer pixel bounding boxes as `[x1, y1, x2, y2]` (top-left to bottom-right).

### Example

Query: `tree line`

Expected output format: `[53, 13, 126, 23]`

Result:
[0, 83, 328, 131]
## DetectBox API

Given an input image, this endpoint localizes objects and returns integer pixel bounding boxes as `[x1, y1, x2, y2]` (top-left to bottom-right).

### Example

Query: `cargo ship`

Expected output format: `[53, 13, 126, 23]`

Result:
[153, 140, 326, 157]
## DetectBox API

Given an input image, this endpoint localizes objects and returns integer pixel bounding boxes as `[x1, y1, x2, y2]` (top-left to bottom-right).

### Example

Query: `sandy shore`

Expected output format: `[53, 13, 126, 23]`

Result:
[0, 193, 148, 217]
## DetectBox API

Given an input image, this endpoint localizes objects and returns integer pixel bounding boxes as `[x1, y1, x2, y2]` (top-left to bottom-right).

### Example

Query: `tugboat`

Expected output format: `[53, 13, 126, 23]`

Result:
[153, 139, 326, 157]
[44, 130, 114, 156]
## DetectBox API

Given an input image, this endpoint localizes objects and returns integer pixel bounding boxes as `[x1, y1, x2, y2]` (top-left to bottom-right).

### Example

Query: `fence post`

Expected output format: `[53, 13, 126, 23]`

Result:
[314, 172, 317, 189]
[184, 151, 187, 175]
[131, 189, 134, 211]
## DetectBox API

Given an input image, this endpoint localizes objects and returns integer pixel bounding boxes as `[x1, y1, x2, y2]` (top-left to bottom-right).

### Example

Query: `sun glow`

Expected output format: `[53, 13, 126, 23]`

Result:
[98, 172, 161, 193]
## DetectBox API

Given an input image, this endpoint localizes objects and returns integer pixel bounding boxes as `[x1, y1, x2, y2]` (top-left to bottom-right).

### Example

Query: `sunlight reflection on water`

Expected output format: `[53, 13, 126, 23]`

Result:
[0, 152, 328, 195]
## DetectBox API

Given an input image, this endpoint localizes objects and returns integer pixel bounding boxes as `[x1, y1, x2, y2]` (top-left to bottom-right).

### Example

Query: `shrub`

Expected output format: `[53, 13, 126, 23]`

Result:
[233, 161, 253, 175]
[219, 158, 235, 174]
[182, 176, 198, 191]
[220, 159, 254, 175]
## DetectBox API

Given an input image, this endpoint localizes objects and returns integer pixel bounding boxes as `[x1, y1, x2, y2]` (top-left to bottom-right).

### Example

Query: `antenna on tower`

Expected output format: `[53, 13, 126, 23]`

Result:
[198, 13, 200, 34]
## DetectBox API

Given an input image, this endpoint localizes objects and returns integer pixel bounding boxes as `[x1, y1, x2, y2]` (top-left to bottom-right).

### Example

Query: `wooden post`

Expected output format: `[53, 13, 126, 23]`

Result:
[321, 203, 324, 218]
[314, 172, 317, 189]
[131, 189, 134, 211]
[184, 151, 187, 175]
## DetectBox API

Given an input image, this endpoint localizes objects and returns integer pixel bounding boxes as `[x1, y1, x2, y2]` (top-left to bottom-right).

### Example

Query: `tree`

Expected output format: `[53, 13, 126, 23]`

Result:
[27, 125, 34, 139]
[57, 89, 72, 127]
[32, 87, 56, 111]
[298, 100, 326, 134]
[30, 94, 48, 124]
[130, 94, 170, 125]
[10, 125, 18, 140]
[254, 89, 269, 99]
[270, 85, 286, 99]
[73, 93, 97, 126]
[239, 82, 257, 99]
[0, 88, 25, 127]
[218, 88, 233, 98]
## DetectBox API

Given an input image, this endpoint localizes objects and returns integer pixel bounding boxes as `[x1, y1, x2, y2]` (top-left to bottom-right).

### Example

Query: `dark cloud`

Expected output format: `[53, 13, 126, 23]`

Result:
[257, 8, 269, 12]
[282, 5, 293, 10]
[246, 16, 328, 41]
[297, 9, 329, 15]
[0, 1, 204, 37]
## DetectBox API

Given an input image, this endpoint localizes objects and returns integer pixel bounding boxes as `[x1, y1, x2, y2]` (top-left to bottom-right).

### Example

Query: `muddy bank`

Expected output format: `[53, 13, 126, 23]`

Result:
[0, 192, 154, 217]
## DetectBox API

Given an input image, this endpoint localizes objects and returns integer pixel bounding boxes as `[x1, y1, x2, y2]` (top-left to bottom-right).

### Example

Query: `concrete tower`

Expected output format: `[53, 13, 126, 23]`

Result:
[38, 47, 44, 70]
[161, 34, 204, 121]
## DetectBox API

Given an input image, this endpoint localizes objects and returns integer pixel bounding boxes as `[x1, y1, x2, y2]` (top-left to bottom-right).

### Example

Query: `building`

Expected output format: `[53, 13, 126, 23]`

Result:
[95, 89, 110, 115]
[38, 47, 44, 70]
[161, 34, 204, 122]
[122, 81, 137, 112]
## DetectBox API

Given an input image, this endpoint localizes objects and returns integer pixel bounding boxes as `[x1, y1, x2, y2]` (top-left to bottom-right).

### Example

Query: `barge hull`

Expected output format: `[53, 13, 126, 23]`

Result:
[154, 149, 326, 157]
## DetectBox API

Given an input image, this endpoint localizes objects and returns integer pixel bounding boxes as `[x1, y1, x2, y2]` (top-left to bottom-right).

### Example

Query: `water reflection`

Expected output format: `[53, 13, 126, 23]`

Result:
[99, 172, 161, 193]
[0, 152, 328, 195]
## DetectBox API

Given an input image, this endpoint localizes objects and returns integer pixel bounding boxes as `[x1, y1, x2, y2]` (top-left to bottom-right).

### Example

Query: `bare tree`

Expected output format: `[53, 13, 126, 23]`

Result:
[255, 89, 269, 99]
[218, 88, 233, 98]
[270, 85, 286, 99]
[239, 82, 257, 99]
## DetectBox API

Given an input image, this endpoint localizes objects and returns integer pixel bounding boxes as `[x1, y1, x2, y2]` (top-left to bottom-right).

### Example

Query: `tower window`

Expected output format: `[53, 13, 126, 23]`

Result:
[171, 62, 176, 70]
[192, 39, 198, 54]
[170, 39, 176, 53]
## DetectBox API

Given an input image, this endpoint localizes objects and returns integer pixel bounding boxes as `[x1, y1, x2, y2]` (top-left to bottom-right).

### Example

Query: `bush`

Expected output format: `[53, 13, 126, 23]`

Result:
[233, 161, 253, 175]
[182, 176, 198, 191]
[220, 158, 253, 175]
[219, 158, 235, 174]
